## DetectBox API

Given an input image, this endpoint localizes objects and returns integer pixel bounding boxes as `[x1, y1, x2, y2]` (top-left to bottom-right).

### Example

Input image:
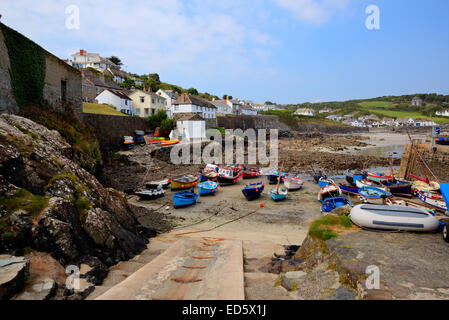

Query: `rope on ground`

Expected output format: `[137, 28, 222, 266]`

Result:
[174, 208, 260, 237]
[171, 206, 227, 231]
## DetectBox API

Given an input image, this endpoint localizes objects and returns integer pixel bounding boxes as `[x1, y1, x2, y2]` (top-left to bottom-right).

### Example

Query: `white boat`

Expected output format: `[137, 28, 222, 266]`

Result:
[355, 179, 387, 191]
[283, 176, 304, 191]
[318, 184, 342, 202]
[350, 204, 440, 232]
[417, 191, 447, 212]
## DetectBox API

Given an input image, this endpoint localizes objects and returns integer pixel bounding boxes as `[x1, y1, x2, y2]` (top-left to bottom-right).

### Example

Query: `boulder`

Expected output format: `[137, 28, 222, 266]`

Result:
[13, 278, 56, 300]
[0, 255, 29, 299]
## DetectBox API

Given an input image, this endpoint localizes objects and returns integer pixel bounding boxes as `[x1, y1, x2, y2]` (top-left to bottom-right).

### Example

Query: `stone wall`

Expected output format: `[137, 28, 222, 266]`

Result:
[80, 113, 151, 152]
[205, 117, 218, 129]
[0, 23, 82, 118]
[0, 29, 19, 114]
[217, 115, 290, 130]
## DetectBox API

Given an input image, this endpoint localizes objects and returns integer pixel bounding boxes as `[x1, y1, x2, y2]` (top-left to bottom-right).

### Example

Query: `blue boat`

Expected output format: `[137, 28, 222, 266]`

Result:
[269, 187, 288, 201]
[381, 179, 412, 197]
[345, 170, 365, 186]
[173, 191, 199, 208]
[266, 171, 286, 184]
[242, 182, 265, 200]
[318, 178, 334, 188]
[198, 181, 219, 196]
[338, 184, 360, 196]
[441, 183, 449, 216]
[320, 197, 353, 213]
[359, 186, 392, 204]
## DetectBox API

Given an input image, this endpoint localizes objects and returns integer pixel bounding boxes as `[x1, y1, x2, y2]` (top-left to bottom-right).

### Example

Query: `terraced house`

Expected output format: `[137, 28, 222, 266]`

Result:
[128, 88, 167, 117]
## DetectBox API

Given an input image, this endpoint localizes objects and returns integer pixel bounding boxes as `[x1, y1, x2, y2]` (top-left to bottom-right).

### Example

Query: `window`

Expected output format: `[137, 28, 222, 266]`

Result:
[174, 105, 179, 111]
[151, 109, 155, 115]
[125, 100, 128, 106]
[140, 96, 145, 103]
[152, 98, 155, 104]
[145, 108, 149, 116]
[135, 108, 141, 115]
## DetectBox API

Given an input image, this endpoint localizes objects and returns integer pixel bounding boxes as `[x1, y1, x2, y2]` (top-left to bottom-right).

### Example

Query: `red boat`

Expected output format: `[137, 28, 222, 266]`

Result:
[242, 167, 262, 179]
[362, 170, 393, 183]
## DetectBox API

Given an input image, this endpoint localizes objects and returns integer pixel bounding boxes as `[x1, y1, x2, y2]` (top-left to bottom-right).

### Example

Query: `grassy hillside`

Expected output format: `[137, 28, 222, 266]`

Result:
[83, 103, 129, 116]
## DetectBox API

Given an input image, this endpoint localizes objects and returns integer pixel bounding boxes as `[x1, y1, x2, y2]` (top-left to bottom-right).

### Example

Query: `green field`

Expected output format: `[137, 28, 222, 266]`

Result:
[357, 101, 449, 124]
[83, 103, 129, 116]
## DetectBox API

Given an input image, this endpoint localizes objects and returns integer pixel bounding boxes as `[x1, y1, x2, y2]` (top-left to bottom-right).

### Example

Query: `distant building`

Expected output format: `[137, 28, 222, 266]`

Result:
[414, 119, 436, 127]
[173, 93, 217, 119]
[211, 100, 233, 115]
[343, 113, 356, 120]
[95, 89, 133, 115]
[396, 117, 415, 126]
[326, 115, 342, 121]
[69, 50, 117, 72]
[411, 97, 423, 106]
[241, 105, 258, 116]
[294, 108, 316, 116]
[319, 108, 332, 114]
[128, 89, 166, 118]
[252, 104, 267, 112]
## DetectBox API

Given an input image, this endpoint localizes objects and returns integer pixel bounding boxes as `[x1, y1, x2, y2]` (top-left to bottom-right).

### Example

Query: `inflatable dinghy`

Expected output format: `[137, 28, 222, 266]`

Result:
[350, 204, 440, 232]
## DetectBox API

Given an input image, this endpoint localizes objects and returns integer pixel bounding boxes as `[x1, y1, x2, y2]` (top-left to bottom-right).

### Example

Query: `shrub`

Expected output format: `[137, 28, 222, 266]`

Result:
[308, 215, 352, 241]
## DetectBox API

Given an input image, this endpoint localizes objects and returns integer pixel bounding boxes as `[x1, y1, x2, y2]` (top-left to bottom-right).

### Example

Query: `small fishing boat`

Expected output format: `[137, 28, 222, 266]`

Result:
[441, 183, 449, 216]
[161, 140, 180, 146]
[338, 184, 360, 196]
[200, 170, 218, 182]
[358, 186, 392, 204]
[270, 187, 288, 201]
[123, 136, 135, 150]
[385, 197, 437, 213]
[436, 137, 449, 145]
[349, 204, 440, 232]
[266, 171, 286, 184]
[242, 167, 262, 179]
[217, 166, 242, 186]
[229, 164, 244, 174]
[417, 191, 447, 212]
[171, 174, 199, 190]
[241, 182, 265, 200]
[145, 179, 171, 190]
[355, 179, 387, 191]
[135, 186, 165, 201]
[345, 170, 365, 186]
[321, 197, 353, 213]
[283, 176, 304, 191]
[318, 177, 334, 188]
[318, 184, 342, 202]
[362, 170, 393, 183]
[173, 191, 199, 208]
[198, 181, 219, 196]
[381, 179, 412, 197]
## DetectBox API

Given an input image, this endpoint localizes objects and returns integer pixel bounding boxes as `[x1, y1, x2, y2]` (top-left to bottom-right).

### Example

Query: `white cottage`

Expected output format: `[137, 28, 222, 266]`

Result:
[95, 89, 133, 115]
[294, 108, 316, 116]
[171, 113, 206, 140]
[173, 93, 217, 119]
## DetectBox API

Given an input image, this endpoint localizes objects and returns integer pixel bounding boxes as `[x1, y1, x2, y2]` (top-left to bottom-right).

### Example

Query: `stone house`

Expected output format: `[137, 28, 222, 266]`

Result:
[411, 97, 423, 106]
[0, 22, 82, 117]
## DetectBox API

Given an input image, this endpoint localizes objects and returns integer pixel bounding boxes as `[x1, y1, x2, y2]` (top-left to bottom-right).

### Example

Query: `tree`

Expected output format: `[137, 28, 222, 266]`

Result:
[222, 94, 233, 100]
[144, 78, 160, 92]
[146, 110, 168, 129]
[149, 73, 161, 83]
[119, 78, 136, 89]
[187, 88, 199, 96]
[107, 56, 123, 67]
[160, 118, 176, 138]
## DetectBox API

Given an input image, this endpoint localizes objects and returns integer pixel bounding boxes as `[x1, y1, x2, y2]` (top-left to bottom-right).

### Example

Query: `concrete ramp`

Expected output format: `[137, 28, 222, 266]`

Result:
[96, 237, 244, 300]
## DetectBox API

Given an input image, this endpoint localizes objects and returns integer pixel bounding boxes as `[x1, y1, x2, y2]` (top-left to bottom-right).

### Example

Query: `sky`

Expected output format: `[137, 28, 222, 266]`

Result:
[0, 0, 448, 104]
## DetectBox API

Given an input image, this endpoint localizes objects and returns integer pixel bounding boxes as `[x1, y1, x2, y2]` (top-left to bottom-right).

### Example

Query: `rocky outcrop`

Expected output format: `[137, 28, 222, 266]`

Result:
[0, 114, 157, 294]
[0, 255, 29, 299]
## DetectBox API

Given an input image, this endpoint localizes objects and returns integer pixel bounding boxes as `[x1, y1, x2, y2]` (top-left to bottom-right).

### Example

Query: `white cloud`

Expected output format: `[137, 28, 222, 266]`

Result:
[275, 0, 350, 25]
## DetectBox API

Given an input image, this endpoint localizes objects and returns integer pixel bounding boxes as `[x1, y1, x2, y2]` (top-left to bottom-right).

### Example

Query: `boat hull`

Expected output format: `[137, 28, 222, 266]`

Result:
[135, 189, 165, 201]
[358, 186, 392, 204]
[173, 191, 199, 208]
[270, 188, 288, 201]
[381, 181, 412, 197]
[338, 184, 359, 196]
[242, 183, 264, 200]
[198, 181, 219, 196]
[350, 204, 440, 232]
[171, 175, 199, 190]
[283, 177, 304, 191]
[418, 192, 447, 212]
[321, 197, 353, 213]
